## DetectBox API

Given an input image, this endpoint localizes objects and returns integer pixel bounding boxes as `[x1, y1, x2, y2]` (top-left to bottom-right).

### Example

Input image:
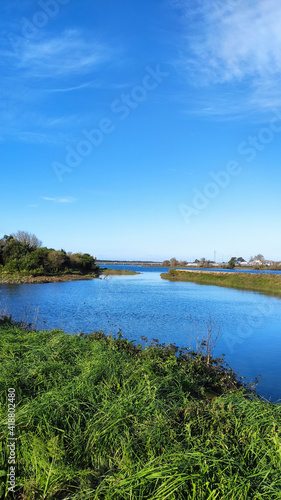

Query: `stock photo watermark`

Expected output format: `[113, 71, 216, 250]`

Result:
[7, 0, 71, 55]
[179, 108, 281, 225]
[52, 64, 170, 182]
[170, 0, 245, 13]
[6, 388, 17, 495]
[224, 300, 276, 353]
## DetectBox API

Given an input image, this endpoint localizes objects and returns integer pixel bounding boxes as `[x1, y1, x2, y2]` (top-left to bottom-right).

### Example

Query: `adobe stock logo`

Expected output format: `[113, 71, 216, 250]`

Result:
[179, 108, 281, 225]
[7, 0, 71, 54]
[52, 65, 169, 182]
[179, 161, 241, 223]
[224, 300, 275, 354]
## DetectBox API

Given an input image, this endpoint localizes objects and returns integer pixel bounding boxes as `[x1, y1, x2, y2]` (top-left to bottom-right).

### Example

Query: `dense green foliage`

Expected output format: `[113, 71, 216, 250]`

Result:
[0, 233, 99, 276]
[161, 269, 281, 296]
[0, 320, 280, 499]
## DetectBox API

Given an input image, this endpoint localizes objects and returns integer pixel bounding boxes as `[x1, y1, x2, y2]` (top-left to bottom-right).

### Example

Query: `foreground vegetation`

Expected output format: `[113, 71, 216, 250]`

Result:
[161, 269, 281, 296]
[0, 319, 281, 499]
[0, 231, 99, 282]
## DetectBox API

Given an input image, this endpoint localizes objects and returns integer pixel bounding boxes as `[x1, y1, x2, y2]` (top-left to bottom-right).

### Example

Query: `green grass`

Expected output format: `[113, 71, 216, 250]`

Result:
[161, 269, 281, 296]
[0, 319, 281, 499]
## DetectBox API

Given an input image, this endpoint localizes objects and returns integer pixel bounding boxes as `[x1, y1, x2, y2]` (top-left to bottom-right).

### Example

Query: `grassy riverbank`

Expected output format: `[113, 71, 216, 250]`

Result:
[161, 269, 281, 296]
[1, 319, 281, 499]
[0, 269, 139, 284]
[0, 271, 99, 285]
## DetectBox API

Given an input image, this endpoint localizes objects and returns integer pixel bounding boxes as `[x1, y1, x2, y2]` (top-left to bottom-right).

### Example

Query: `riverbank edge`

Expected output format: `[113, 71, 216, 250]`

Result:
[0, 268, 142, 284]
[160, 269, 281, 296]
[0, 272, 99, 285]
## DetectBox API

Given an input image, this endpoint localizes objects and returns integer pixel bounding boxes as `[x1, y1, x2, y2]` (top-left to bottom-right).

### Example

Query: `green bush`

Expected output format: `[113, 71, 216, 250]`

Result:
[4, 259, 20, 272]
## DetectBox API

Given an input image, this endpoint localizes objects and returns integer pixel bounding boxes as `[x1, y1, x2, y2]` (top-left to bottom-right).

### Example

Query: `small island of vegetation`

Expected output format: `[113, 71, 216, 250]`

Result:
[0, 231, 100, 284]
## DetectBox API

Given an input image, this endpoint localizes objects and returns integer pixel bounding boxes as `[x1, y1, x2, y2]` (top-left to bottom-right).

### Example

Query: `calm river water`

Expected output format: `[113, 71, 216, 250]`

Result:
[1, 266, 281, 402]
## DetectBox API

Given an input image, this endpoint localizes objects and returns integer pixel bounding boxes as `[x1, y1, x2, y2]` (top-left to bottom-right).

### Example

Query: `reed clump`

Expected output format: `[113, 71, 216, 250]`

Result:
[0, 317, 280, 499]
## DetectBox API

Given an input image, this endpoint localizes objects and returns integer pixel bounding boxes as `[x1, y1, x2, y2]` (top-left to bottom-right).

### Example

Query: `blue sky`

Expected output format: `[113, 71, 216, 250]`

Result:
[1, 0, 281, 261]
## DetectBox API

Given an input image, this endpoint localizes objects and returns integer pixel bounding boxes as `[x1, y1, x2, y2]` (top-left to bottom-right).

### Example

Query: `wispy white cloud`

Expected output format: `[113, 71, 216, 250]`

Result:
[0, 28, 117, 141]
[175, 0, 281, 115]
[42, 197, 76, 204]
[44, 80, 136, 93]
[45, 81, 96, 93]
[16, 29, 111, 78]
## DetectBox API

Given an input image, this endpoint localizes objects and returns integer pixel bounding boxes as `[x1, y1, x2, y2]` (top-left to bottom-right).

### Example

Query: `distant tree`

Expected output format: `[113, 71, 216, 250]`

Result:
[179, 260, 187, 267]
[248, 254, 266, 269]
[170, 257, 178, 268]
[256, 254, 265, 260]
[227, 257, 238, 269]
[249, 254, 265, 263]
[237, 257, 245, 263]
[162, 260, 170, 267]
[198, 258, 211, 268]
[12, 231, 42, 250]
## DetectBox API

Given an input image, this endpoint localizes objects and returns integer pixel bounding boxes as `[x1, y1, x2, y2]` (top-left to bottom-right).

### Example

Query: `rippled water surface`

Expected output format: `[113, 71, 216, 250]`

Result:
[1, 266, 281, 401]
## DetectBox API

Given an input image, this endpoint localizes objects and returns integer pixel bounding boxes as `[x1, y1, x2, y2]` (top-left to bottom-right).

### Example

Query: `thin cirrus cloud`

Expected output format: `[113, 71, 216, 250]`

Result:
[45, 81, 96, 93]
[44, 80, 134, 93]
[17, 29, 111, 78]
[0, 29, 115, 142]
[176, 0, 281, 114]
[42, 197, 77, 204]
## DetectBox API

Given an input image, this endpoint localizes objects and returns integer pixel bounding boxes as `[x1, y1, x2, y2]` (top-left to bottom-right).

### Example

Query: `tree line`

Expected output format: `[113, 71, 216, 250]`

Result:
[0, 231, 99, 276]
[162, 257, 245, 268]
[161, 258, 216, 268]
